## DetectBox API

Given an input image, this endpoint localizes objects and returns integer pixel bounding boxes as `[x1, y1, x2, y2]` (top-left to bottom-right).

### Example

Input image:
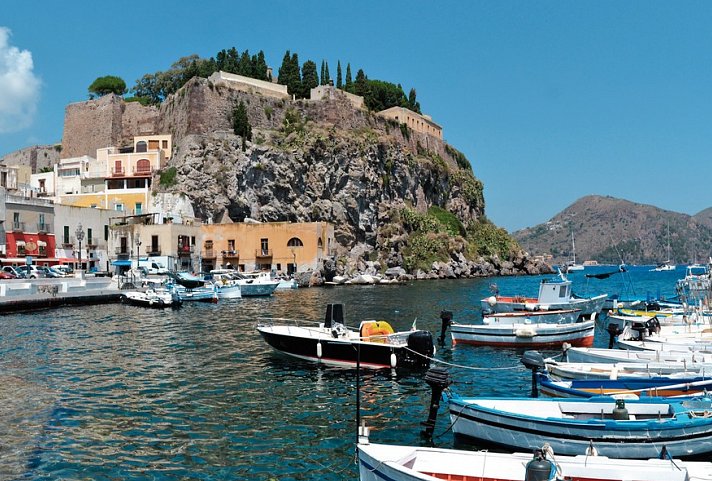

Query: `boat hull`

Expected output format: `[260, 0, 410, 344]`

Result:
[239, 283, 278, 297]
[449, 395, 712, 458]
[357, 442, 692, 481]
[481, 295, 606, 317]
[538, 373, 712, 399]
[256, 325, 432, 369]
[451, 320, 595, 348]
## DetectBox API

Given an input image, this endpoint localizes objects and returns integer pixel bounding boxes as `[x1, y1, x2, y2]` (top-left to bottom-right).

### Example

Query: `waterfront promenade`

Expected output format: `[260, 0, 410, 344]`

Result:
[0, 276, 122, 312]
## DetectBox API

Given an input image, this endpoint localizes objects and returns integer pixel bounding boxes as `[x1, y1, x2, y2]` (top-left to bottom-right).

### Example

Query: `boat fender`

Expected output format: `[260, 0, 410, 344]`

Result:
[585, 441, 599, 456]
[524, 302, 537, 311]
[524, 449, 556, 481]
[316, 342, 322, 359]
[515, 326, 536, 338]
[390, 352, 397, 368]
[486, 296, 497, 306]
[609, 366, 619, 380]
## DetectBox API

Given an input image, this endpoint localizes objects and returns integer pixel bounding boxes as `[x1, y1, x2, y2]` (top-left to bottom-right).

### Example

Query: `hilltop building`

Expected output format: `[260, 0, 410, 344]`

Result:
[208, 71, 289, 99]
[309, 85, 364, 109]
[377, 106, 443, 140]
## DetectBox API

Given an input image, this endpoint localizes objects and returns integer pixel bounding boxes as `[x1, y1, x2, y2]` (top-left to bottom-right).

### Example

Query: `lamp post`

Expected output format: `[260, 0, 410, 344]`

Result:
[75, 223, 85, 272]
[135, 234, 142, 270]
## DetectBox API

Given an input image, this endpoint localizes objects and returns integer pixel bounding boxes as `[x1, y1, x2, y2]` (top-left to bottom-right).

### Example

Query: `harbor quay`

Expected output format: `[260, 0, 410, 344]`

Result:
[0, 276, 122, 313]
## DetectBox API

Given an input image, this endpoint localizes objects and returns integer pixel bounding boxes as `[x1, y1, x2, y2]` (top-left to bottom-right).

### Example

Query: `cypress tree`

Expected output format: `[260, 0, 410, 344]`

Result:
[354, 69, 368, 97]
[345, 63, 353, 92]
[277, 50, 292, 86]
[336, 61, 342, 89]
[232, 101, 252, 152]
[253, 51, 268, 80]
[288, 53, 301, 97]
[320, 60, 326, 85]
[301, 60, 319, 98]
[324, 62, 330, 85]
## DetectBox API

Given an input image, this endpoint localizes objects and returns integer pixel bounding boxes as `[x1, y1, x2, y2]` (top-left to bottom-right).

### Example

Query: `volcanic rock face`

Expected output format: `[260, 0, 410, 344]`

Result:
[57, 77, 545, 278]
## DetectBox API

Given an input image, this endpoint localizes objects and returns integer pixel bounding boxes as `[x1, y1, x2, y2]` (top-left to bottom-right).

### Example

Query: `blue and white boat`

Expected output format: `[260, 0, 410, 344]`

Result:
[447, 393, 712, 458]
[173, 284, 219, 303]
[537, 372, 712, 399]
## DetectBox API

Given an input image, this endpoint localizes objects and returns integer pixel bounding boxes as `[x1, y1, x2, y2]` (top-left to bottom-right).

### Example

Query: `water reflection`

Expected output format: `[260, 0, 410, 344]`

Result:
[0, 269, 684, 479]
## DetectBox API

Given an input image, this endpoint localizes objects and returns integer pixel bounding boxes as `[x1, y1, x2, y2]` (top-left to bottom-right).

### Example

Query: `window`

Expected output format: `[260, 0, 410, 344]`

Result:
[191, 236, 195, 245]
[260, 238, 269, 255]
[148, 140, 159, 150]
[115, 203, 124, 212]
[114, 160, 123, 175]
[317, 238, 323, 249]
[136, 159, 151, 174]
[135, 202, 142, 215]
[228, 239, 235, 251]
[87, 228, 93, 244]
[136, 141, 147, 153]
[104, 225, 109, 241]
[63, 226, 70, 244]
[287, 237, 303, 247]
[162, 140, 168, 149]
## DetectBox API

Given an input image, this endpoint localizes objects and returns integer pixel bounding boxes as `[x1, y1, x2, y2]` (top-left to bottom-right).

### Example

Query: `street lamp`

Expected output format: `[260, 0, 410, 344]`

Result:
[135, 234, 142, 269]
[75, 223, 85, 271]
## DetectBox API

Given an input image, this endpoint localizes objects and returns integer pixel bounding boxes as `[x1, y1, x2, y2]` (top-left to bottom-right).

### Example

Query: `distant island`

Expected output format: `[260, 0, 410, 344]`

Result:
[513, 195, 712, 265]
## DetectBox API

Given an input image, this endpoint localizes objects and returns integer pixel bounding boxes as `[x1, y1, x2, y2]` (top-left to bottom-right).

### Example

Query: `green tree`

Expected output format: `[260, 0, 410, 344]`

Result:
[301, 60, 319, 98]
[252, 51, 268, 80]
[363, 79, 405, 111]
[336, 61, 342, 89]
[277, 50, 302, 97]
[232, 101, 252, 151]
[323, 61, 330, 86]
[88, 75, 127, 98]
[344, 63, 353, 92]
[354, 69, 368, 97]
[320, 60, 326, 85]
[406, 87, 421, 113]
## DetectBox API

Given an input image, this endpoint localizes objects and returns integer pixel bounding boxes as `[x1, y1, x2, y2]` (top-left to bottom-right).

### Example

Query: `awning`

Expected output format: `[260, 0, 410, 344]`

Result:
[16, 240, 25, 246]
[37, 240, 47, 246]
[111, 260, 132, 266]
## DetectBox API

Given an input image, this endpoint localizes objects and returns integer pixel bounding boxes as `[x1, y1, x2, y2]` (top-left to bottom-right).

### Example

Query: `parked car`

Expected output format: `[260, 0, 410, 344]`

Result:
[17, 265, 46, 279]
[2, 266, 25, 278]
[0, 271, 17, 279]
[50, 265, 73, 277]
[38, 266, 62, 278]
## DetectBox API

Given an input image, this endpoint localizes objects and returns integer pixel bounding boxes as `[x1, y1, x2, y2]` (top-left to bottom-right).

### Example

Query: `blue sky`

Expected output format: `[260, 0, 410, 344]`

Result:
[2, 1, 711, 232]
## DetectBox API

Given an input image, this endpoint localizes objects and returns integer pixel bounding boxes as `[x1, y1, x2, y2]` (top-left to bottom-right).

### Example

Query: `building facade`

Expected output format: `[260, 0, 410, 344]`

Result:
[1, 191, 56, 267]
[378, 106, 443, 140]
[200, 221, 335, 274]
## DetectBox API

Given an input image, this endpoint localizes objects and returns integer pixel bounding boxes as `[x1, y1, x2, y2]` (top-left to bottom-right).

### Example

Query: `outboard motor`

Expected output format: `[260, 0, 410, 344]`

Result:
[612, 399, 629, 420]
[521, 350, 546, 398]
[525, 449, 556, 481]
[323, 303, 344, 329]
[407, 331, 435, 368]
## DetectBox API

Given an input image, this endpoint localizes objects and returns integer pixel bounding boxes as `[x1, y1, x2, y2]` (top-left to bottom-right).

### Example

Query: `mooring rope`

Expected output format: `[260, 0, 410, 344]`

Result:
[404, 346, 563, 371]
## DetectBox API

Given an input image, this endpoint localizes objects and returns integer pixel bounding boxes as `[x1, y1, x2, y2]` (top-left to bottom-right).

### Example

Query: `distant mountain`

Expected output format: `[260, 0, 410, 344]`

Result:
[512, 195, 712, 265]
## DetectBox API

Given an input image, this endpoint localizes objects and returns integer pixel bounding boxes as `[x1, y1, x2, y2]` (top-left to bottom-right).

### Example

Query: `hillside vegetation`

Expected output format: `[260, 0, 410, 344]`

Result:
[513, 195, 712, 265]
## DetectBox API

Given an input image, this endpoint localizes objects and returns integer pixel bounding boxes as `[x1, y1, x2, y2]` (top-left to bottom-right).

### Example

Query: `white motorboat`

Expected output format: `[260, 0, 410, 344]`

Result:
[121, 288, 182, 309]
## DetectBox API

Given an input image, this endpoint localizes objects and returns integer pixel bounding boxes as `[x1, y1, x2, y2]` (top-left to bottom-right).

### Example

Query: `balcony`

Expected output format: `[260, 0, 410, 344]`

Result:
[62, 240, 73, 248]
[146, 246, 161, 256]
[133, 166, 154, 176]
[111, 167, 125, 176]
[177, 244, 193, 256]
[255, 249, 273, 258]
[12, 221, 25, 232]
[37, 223, 52, 233]
[202, 249, 217, 259]
[222, 250, 239, 258]
[87, 237, 98, 248]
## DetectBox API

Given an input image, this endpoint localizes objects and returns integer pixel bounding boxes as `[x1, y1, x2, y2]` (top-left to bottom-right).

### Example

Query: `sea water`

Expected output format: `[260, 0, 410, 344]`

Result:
[0, 266, 687, 480]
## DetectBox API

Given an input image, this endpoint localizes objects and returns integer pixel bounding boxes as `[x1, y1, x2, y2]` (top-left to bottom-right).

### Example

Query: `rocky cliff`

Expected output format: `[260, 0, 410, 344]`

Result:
[59, 78, 548, 278]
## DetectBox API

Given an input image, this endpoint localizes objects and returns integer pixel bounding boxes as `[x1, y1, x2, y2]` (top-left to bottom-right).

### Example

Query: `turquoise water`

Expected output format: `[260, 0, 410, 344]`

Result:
[0, 266, 687, 480]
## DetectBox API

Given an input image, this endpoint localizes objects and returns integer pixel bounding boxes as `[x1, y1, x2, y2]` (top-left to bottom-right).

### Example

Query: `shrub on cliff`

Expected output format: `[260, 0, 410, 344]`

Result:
[467, 219, 520, 260]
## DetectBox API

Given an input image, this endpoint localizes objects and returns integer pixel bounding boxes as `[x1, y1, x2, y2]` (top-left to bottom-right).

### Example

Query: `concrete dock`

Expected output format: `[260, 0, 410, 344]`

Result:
[0, 277, 123, 313]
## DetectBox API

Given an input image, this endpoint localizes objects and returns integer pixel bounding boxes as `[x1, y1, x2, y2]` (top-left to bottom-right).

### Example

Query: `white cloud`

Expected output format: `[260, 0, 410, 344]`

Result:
[0, 27, 41, 133]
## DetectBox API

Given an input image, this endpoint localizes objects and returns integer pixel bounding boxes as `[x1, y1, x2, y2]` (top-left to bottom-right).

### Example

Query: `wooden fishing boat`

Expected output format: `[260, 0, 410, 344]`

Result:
[357, 440, 695, 481]
[481, 272, 606, 318]
[451, 312, 594, 348]
[564, 346, 712, 365]
[537, 372, 712, 399]
[447, 393, 712, 458]
[544, 358, 712, 380]
[256, 303, 434, 369]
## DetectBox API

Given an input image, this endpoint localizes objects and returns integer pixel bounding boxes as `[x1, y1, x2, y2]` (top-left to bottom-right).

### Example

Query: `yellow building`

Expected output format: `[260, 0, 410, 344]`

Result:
[378, 106, 443, 140]
[201, 221, 334, 274]
[52, 134, 172, 214]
